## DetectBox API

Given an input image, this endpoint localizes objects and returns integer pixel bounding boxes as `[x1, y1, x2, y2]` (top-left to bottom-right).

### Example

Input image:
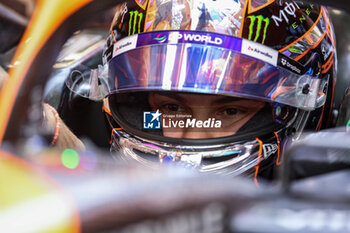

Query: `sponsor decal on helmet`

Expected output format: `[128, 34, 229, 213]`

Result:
[272, 2, 301, 27]
[247, 15, 270, 45]
[243, 1, 320, 47]
[113, 35, 138, 57]
[263, 143, 278, 159]
[157, 32, 224, 46]
[271, 2, 318, 30]
[279, 57, 302, 74]
[154, 33, 167, 43]
[181, 33, 223, 45]
[128, 10, 143, 36]
[288, 46, 303, 54]
[241, 40, 278, 66]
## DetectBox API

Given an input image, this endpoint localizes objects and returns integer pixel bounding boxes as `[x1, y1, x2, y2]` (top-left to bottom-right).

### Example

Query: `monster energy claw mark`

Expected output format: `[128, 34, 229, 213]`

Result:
[129, 11, 143, 35]
[247, 15, 270, 45]
[289, 46, 303, 53]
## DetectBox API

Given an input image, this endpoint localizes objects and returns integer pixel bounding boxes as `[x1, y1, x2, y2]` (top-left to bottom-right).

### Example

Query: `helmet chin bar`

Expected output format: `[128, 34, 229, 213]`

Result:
[107, 107, 311, 176]
[111, 129, 278, 176]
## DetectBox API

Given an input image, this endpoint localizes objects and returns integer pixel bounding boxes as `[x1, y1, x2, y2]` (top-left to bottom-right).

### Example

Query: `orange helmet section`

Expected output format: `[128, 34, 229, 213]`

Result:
[0, 0, 92, 145]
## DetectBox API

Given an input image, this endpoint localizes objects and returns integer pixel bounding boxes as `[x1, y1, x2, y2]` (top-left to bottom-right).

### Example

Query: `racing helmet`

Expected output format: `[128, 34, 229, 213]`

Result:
[101, 0, 337, 179]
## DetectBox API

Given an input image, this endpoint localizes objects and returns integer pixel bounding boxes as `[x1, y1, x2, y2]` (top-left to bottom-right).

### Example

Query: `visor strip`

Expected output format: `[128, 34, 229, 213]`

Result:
[111, 30, 308, 75]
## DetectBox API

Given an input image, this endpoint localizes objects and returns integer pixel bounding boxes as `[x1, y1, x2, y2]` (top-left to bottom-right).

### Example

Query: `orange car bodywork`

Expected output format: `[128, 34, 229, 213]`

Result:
[0, 150, 81, 232]
[0, 1, 102, 232]
[0, 0, 92, 145]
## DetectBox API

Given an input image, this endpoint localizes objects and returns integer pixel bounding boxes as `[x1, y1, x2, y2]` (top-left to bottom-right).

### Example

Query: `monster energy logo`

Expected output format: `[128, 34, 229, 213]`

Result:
[129, 10, 143, 36]
[247, 15, 270, 45]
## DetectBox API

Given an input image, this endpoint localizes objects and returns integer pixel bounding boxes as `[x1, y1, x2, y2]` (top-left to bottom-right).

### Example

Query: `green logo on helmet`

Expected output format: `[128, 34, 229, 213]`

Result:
[247, 15, 270, 45]
[129, 10, 143, 36]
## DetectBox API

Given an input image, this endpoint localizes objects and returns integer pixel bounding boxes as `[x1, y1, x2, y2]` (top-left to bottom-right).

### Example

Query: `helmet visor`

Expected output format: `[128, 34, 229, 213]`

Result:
[108, 91, 292, 141]
[107, 31, 327, 110]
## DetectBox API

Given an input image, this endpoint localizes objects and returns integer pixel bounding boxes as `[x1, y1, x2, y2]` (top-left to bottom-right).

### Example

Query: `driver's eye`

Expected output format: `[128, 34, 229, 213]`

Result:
[166, 104, 181, 112]
[225, 108, 239, 115]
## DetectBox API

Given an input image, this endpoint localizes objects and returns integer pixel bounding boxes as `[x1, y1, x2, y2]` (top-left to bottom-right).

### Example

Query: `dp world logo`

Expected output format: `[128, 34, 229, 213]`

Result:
[143, 110, 162, 129]
[154, 33, 167, 43]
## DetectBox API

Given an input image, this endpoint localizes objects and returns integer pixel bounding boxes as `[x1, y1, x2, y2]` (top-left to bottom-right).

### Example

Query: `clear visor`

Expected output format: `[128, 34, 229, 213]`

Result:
[108, 36, 327, 110]
[108, 91, 293, 140]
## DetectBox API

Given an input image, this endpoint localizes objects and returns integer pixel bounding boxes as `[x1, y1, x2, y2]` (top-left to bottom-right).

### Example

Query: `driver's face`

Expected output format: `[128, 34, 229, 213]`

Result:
[148, 92, 265, 139]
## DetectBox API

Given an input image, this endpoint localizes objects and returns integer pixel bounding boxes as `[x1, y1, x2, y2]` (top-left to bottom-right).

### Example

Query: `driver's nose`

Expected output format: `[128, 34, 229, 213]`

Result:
[180, 109, 219, 139]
